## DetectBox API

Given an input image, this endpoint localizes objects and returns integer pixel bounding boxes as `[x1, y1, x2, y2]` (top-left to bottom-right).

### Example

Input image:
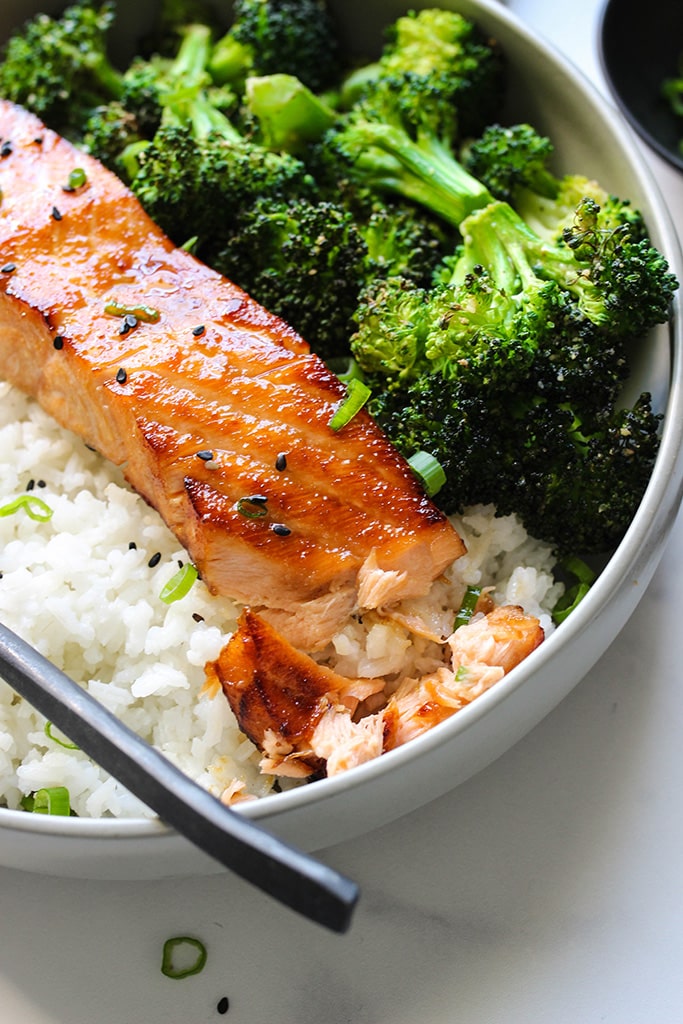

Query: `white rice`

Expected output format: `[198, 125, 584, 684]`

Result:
[0, 380, 562, 817]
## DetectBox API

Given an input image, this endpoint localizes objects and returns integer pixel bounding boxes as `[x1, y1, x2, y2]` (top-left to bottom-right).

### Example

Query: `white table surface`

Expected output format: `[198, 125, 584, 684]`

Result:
[2, 2, 683, 1022]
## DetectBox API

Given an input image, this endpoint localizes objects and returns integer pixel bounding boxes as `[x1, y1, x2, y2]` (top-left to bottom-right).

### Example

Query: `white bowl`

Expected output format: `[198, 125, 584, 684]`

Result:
[1, 0, 682, 880]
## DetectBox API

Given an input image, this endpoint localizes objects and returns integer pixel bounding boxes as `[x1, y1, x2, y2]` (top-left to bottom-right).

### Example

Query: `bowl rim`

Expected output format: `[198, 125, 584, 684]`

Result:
[1, 0, 683, 853]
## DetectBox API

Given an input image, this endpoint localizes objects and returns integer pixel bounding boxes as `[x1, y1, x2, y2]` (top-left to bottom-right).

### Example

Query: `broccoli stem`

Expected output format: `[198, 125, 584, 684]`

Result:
[352, 122, 493, 226]
[245, 74, 337, 154]
[209, 34, 252, 85]
[88, 55, 124, 101]
[167, 22, 213, 89]
[143, 23, 242, 143]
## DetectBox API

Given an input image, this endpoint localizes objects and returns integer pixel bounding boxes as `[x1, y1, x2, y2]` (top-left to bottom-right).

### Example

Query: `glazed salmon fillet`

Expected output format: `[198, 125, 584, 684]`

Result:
[0, 101, 465, 646]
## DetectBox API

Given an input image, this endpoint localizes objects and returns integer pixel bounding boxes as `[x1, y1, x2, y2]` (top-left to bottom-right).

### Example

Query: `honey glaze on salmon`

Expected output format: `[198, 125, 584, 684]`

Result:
[0, 101, 464, 647]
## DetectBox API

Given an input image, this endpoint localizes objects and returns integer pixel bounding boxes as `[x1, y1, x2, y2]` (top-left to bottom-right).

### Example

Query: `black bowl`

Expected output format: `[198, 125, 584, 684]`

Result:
[599, 0, 683, 172]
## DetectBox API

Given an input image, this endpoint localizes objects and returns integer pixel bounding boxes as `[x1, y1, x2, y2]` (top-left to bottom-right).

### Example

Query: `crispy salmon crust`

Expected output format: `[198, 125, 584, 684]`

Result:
[0, 101, 464, 644]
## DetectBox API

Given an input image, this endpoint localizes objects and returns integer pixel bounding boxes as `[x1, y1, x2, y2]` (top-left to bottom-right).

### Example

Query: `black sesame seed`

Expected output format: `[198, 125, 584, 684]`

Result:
[216, 995, 229, 1014]
[275, 452, 287, 472]
[1, 263, 16, 274]
[192, 612, 204, 623]
[51, 206, 62, 221]
[271, 523, 291, 537]
[37, 479, 46, 488]
[128, 541, 137, 550]
[177, 559, 184, 568]
[192, 324, 205, 336]
[197, 449, 214, 462]
[148, 552, 161, 568]
[1, 141, 12, 158]
[116, 367, 127, 384]
[53, 335, 64, 350]
[33, 137, 43, 145]
[26, 479, 35, 491]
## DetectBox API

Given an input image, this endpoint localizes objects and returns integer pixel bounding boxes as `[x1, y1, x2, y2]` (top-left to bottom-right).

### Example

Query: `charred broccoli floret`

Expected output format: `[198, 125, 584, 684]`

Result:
[209, 0, 341, 94]
[213, 196, 366, 360]
[369, 373, 661, 556]
[212, 194, 449, 362]
[131, 122, 314, 254]
[353, 193, 676, 555]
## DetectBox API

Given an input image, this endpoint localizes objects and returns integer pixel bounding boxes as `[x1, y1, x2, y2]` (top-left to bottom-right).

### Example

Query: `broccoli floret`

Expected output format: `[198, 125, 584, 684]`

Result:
[314, 11, 504, 225]
[118, 59, 168, 136]
[213, 196, 366, 360]
[359, 200, 453, 287]
[82, 101, 147, 178]
[77, 20, 312, 250]
[428, 196, 677, 345]
[470, 198, 677, 342]
[352, 278, 434, 382]
[368, 357, 662, 557]
[376, 190, 676, 391]
[131, 123, 314, 253]
[462, 122, 648, 243]
[211, 192, 448, 363]
[339, 8, 503, 138]
[460, 122, 558, 204]
[0, 1, 123, 135]
[500, 391, 662, 555]
[209, 0, 341, 94]
[321, 79, 493, 227]
[82, 23, 226, 179]
[368, 371, 521, 516]
[353, 190, 676, 556]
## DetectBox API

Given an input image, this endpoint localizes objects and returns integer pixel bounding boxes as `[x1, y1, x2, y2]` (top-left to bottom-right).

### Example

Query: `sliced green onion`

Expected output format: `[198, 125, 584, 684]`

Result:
[63, 167, 87, 191]
[160, 563, 198, 604]
[453, 585, 482, 631]
[161, 936, 207, 979]
[44, 721, 79, 749]
[552, 556, 597, 625]
[0, 494, 53, 521]
[329, 378, 371, 431]
[104, 300, 160, 323]
[407, 451, 447, 498]
[23, 786, 71, 816]
[236, 496, 268, 519]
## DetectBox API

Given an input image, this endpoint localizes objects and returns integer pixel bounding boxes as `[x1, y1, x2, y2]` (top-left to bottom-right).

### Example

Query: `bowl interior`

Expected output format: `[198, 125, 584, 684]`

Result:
[599, 0, 683, 172]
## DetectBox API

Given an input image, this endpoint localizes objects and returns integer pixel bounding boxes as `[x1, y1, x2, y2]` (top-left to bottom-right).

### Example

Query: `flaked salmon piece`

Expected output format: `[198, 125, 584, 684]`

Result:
[0, 101, 464, 646]
[205, 609, 345, 778]
[382, 604, 545, 749]
[207, 605, 544, 778]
